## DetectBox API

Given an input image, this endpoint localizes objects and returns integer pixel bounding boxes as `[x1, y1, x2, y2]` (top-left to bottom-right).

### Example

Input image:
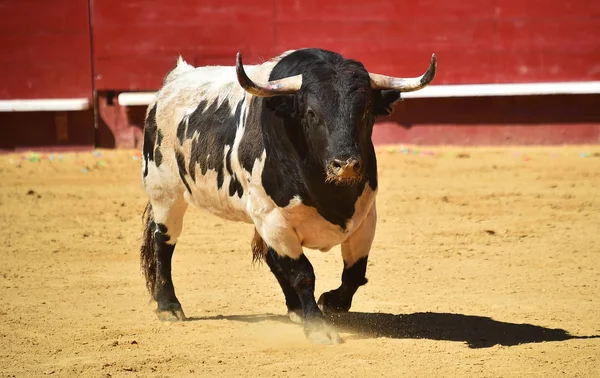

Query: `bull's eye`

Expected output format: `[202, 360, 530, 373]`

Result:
[306, 108, 319, 124]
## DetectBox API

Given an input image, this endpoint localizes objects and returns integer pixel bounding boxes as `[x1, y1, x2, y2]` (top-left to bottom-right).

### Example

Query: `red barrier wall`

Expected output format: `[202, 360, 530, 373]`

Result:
[91, 0, 600, 90]
[373, 95, 600, 145]
[92, 0, 278, 91]
[0, 0, 93, 100]
[0, 0, 95, 151]
[1, 0, 599, 150]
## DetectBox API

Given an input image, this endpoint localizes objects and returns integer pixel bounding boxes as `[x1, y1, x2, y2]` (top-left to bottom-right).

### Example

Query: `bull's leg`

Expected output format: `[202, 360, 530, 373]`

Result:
[318, 204, 376, 313]
[264, 248, 303, 323]
[140, 198, 188, 321]
[253, 229, 302, 322]
[266, 248, 341, 344]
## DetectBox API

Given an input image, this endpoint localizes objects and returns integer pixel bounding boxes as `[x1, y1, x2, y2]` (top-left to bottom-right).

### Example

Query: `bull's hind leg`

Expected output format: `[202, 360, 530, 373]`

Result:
[266, 249, 341, 344]
[140, 197, 188, 321]
[318, 204, 376, 313]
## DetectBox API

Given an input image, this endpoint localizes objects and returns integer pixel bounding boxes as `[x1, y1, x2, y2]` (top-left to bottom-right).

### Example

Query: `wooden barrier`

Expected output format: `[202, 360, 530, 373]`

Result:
[1, 0, 599, 150]
[0, 0, 94, 150]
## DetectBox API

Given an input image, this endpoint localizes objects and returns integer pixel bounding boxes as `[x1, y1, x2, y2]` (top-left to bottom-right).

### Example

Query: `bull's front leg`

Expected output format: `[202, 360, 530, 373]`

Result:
[253, 229, 303, 322]
[266, 248, 342, 344]
[264, 249, 303, 323]
[318, 203, 376, 313]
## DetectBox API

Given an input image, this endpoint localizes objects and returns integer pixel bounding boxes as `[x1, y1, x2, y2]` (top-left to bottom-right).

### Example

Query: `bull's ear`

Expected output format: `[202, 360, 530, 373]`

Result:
[374, 89, 402, 116]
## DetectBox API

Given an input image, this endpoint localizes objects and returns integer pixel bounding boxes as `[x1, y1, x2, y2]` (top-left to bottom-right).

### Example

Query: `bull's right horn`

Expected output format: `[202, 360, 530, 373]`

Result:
[236, 52, 302, 97]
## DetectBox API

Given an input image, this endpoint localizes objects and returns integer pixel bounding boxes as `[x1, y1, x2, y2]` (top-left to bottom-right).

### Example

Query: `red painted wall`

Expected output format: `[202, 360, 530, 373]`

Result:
[0, 0, 95, 151]
[373, 95, 600, 145]
[88, 0, 599, 147]
[0, 0, 93, 100]
[92, 0, 278, 91]
[1, 0, 599, 150]
[2, 0, 598, 97]
[276, 0, 600, 83]
[91, 0, 600, 91]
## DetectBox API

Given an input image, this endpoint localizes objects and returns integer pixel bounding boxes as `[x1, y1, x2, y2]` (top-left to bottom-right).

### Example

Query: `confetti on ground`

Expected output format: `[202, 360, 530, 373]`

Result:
[22, 152, 42, 162]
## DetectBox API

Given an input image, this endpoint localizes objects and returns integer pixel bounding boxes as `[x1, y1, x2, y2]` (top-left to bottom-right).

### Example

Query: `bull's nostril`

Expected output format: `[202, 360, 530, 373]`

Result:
[330, 158, 362, 172]
[331, 159, 344, 169]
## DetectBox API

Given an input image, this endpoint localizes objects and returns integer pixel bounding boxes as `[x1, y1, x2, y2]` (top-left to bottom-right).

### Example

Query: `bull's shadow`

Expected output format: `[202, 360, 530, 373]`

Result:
[193, 311, 598, 349]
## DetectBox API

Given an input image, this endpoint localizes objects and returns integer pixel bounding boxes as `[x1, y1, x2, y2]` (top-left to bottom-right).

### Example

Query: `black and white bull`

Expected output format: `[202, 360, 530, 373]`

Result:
[140, 48, 436, 344]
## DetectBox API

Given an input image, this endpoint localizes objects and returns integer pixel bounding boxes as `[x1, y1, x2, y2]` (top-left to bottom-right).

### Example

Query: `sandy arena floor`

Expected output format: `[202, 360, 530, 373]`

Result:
[0, 146, 599, 377]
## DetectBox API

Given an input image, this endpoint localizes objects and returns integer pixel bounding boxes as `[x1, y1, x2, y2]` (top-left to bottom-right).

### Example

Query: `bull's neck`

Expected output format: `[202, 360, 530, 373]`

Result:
[259, 108, 377, 228]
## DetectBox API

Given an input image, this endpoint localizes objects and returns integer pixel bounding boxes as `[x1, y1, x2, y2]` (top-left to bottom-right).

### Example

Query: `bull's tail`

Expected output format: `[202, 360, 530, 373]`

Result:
[140, 202, 157, 297]
[251, 228, 268, 265]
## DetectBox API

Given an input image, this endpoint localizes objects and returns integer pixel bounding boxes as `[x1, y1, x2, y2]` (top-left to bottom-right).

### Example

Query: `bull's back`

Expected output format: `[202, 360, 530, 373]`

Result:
[142, 64, 260, 222]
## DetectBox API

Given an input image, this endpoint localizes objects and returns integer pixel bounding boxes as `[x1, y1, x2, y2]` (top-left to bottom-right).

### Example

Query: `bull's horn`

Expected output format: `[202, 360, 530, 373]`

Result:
[369, 53, 437, 92]
[236, 52, 302, 97]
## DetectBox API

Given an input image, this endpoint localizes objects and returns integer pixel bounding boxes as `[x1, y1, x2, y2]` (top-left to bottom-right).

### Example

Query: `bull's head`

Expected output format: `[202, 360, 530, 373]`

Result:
[236, 50, 436, 185]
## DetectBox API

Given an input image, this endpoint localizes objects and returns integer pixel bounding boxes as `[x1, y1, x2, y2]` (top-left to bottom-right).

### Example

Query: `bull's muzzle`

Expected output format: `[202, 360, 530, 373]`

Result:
[326, 157, 363, 185]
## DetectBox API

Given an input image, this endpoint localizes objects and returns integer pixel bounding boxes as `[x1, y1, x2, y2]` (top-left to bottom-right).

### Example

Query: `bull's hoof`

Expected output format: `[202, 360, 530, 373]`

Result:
[317, 290, 351, 314]
[288, 309, 304, 324]
[155, 302, 186, 322]
[304, 318, 343, 345]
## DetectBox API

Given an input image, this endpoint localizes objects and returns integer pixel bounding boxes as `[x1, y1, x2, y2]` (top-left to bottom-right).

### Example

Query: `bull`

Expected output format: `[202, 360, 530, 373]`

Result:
[140, 48, 436, 344]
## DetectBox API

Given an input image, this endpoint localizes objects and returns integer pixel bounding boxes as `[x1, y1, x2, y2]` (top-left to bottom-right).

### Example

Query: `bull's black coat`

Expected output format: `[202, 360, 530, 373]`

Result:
[142, 104, 158, 177]
[259, 49, 399, 228]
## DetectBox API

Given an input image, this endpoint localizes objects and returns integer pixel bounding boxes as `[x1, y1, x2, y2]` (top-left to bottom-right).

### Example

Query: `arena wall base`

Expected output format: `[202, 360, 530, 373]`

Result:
[96, 92, 145, 149]
[373, 94, 600, 145]
[1, 93, 599, 152]
[0, 110, 95, 152]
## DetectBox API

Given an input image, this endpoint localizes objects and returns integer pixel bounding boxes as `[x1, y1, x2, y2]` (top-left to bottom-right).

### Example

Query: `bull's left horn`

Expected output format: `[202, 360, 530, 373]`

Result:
[236, 52, 302, 97]
[369, 53, 437, 92]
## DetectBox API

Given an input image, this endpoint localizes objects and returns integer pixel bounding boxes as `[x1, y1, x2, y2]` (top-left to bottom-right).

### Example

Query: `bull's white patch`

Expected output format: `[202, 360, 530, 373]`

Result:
[340, 202, 376, 266]
[183, 143, 250, 223]
[143, 154, 189, 245]
[229, 95, 251, 186]
[274, 186, 376, 255]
